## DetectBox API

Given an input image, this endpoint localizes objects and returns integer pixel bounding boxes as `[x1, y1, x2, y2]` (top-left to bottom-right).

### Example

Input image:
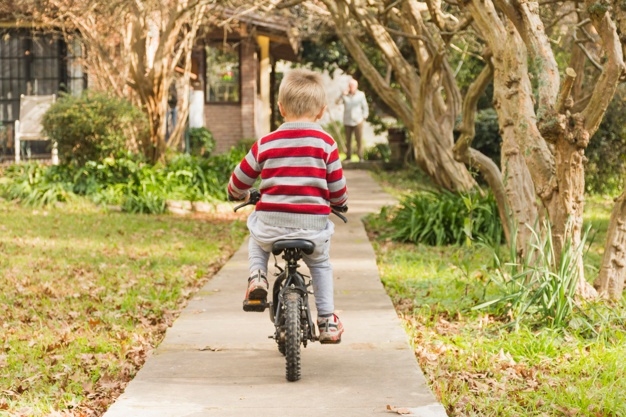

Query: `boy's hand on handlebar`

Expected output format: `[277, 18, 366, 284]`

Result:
[229, 189, 260, 203]
[248, 189, 261, 204]
[229, 190, 249, 202]
[231, 189, 260, 212]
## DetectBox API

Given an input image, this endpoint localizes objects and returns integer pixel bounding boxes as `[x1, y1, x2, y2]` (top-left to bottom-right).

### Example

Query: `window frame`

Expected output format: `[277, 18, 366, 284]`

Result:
[0, 29, 86, 128]
[204, 40, 242, 105]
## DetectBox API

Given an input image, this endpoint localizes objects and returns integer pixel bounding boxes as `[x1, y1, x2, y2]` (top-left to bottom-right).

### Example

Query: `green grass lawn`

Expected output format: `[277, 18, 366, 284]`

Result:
[0, 199, 248, 416]
[367, 168, 626, 416]
[2, 163, 624, 417]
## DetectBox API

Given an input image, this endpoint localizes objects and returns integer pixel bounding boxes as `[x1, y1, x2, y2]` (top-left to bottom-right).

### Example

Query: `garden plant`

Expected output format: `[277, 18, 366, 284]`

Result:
[368, 167, 626, 416]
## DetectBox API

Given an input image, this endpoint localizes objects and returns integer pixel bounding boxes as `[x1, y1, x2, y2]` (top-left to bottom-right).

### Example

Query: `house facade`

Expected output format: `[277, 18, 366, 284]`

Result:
[0, 14, 298, 160]
[198, 16, 298, 153]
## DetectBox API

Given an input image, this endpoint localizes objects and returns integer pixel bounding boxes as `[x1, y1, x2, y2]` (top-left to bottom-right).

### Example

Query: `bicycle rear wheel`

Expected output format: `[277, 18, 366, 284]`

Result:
[284, 291, 302, 381]
[271, 273, 286, 355]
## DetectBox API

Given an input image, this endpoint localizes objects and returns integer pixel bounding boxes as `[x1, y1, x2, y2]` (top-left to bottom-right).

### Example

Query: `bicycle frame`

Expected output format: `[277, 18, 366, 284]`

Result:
[270, 246, 317, 346]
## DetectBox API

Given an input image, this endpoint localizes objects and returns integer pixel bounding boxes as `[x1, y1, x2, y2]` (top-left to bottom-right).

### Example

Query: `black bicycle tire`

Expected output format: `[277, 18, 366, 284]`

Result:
[284, 291, 302, 381]
[272, 273, 286, 355]
[277, 311, 286, 356]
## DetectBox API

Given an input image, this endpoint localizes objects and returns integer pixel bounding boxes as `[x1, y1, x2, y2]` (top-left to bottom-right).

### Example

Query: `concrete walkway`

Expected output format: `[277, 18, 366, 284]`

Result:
[103, 169, 448, 417]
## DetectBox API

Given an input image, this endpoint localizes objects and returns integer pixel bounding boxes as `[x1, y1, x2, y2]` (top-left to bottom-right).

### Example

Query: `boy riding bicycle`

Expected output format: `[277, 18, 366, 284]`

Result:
[227, 69, 348, 344]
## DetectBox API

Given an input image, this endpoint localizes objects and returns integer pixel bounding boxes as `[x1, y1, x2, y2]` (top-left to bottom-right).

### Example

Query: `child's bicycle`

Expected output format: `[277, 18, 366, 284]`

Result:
[234, 189, 348, 381]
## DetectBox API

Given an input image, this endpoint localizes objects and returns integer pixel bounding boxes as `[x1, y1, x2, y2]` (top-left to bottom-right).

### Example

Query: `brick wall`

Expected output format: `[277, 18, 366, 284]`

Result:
[205, 104, 243, 153]
[205, 37, 259, 154]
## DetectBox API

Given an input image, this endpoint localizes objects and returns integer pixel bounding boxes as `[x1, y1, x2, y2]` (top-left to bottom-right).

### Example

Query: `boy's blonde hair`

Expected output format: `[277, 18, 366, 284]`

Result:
[278, 69, 326, 118]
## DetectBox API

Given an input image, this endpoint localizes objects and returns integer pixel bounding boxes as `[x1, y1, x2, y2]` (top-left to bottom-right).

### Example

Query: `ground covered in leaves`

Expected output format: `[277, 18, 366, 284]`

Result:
[0, 199, 248, 416]
[366, 188, 626, 416]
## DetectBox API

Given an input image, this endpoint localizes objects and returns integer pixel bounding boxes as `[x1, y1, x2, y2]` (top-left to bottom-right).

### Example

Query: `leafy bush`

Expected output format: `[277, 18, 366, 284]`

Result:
[365, 143, 391, 162]
[381, 189, 503, 246]
[586, 88, 626, 195]
[188, 127, 216, 158]
[42, 91, 150, 166]
[162, 153, 232, 202]
[0, 163, 76, 207]
[0, 143, 250, 213]
[472, 108, 502, 167]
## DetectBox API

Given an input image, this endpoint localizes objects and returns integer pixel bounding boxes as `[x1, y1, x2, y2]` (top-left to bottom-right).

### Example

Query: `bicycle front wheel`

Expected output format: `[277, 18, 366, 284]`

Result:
[284, 291, 302, 381]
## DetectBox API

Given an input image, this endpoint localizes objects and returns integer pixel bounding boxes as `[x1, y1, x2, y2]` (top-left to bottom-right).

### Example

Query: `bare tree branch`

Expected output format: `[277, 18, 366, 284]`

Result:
[319, 0, 412, 124]
[556, 67, 577, 113]
[574, 39, 603, 71]
[498, 1, 561, 118]
[453, 61, 511, 243]
[347, 0, 420, 95]
[580, 0, 626, 134]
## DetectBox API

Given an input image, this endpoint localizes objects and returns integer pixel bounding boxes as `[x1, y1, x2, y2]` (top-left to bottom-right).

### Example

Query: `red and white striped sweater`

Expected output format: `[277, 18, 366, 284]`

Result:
[228, 122, 348, 230]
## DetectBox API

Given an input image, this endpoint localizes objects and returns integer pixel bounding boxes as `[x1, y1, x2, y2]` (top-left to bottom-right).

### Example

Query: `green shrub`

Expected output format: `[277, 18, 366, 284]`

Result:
[42, 91, 150, 166]
[188, 127, 216, 158]
[0, 162, 76, 207]
[586, 88, 626, 195]
[0, 144, 249, 213]
[365, 143, 391, 162]
[473, 108, 502, 167]
[199, 141, 249, 201]
[382, 189, 503, 246]
[163, 154, 227, 202]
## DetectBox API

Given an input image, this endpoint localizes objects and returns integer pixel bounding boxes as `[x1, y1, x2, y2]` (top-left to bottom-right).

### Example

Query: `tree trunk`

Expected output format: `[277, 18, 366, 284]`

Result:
[143, 87, 168, 163]
[594, 192, 626, 299]
[321, 0, 477, 192]
[470, 3, 593, 296]
[466, 2, 542, 256]
[413, 110, 476, 192]
[39, 0, 214, 163]
[467, 0, 624, 298]
[548, 110, 595, 298]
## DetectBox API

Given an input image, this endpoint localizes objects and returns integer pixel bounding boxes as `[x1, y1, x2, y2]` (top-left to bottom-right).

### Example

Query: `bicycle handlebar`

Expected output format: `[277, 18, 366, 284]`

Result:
[331, 207, 348, 223]
[233, 188, 348, 223]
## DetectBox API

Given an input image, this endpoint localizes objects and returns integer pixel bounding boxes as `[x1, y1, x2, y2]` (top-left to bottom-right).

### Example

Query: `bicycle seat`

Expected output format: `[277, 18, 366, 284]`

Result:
[272, 239, 315, 255]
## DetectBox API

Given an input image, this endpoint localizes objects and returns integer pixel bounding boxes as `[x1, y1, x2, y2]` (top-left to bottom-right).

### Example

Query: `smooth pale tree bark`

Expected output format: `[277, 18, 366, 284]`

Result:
[593, 2, 626, 299]
[124, 1, 210, 161]
[449, 1, 542, 256]
[595, 192, 626, 298]
[319, 0, 477, 192]
[458, 1, 626, 298]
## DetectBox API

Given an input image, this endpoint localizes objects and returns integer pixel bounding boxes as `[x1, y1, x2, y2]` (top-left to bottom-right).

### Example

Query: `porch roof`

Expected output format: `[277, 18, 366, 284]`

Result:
[220, 9, 300, 62]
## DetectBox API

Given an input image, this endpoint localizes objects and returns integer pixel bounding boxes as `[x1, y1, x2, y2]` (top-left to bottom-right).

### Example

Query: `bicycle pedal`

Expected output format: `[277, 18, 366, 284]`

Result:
[243, 299, 268, 312]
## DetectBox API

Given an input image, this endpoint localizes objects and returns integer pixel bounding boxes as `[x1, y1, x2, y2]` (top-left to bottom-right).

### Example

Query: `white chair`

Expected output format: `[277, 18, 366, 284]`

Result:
[14, 94, 58, 164]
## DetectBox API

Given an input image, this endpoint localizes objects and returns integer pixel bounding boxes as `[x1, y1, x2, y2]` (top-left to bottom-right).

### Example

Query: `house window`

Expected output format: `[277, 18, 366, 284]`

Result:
[65, 38, 85, 96]
[205, 42, 240, 103]
[0, 31, 86, 158]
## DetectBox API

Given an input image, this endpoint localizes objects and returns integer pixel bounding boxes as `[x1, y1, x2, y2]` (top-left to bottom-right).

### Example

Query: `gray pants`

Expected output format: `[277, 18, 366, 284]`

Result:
[247, 212, 336, 316]
[344, 122, 364, 160]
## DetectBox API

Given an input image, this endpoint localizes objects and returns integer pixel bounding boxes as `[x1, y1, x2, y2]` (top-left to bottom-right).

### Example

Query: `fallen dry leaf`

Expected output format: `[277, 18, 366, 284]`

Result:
[386, 404, 412, 415]
[200, 345, 222, 352]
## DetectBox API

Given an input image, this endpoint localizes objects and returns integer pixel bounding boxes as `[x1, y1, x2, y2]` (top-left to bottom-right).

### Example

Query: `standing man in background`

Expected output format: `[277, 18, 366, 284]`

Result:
[337, 78, 369, 161]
